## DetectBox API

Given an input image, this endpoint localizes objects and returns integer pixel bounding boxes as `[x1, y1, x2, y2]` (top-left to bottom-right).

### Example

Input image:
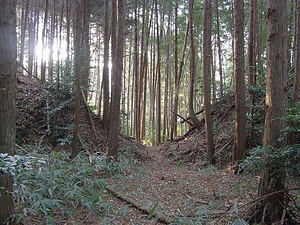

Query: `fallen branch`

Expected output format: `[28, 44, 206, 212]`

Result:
[186, 194, 208, 204]
[81, 90, 97, 142]
[215, 136, 234, 156]
[170, 110, 194, 126]
[180, 109, 204, 123]
[216, 101, 235, 126]
[17, 61, 33, 76]
[173, 127, 196, 142]
[106, 185, 174, 224]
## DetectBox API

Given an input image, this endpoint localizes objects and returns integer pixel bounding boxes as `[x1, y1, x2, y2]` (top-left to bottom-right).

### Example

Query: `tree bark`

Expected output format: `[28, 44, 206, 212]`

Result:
[292, 0, 300, 104]
[71, 0, 83, 158]
[256, 0, 288, 223]
[203, 0, 215, 164]
[40, 0, 49, 83]
[107, 0, 125, 160]
[188, 0, 202, 131]
[19, 1, 29, 67]
[133, 0, 140, 140]
[48, 0, 56, 83]
[215, 0, 223, 98]
[102, 0, 110, 131]
[82, 0, 91, 101]
[233, 0, 246, 163]
[155, 0, 161, 145]
[0, 1, 17, 223]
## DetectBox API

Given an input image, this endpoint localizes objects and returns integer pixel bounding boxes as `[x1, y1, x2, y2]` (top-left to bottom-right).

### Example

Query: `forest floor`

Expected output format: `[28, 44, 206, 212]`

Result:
[15, 74, 299, 224]
[99, 146, 259, 225]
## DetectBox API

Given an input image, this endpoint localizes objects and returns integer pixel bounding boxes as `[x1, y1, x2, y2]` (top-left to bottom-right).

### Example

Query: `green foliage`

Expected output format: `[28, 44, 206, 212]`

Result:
[148, 202, 159, 219]
[4, 149, 132, 224]
[241, 145, 300, 175]
[247, 84, 265, 96]
[232, 219, 249, 225]
[285, 102, 300, 133]
[0, 153, 40, 176]
[242, 102, 300, 175]
[48, 98, 73, 118]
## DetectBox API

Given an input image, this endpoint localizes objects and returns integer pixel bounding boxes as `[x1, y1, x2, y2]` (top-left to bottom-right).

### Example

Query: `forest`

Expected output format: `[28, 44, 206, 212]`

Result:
[0, 0, 299, 224]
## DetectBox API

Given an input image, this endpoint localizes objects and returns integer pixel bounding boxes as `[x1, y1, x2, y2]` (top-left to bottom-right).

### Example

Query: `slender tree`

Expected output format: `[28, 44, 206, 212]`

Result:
[215, 0, 223, 98]
[233, 0, 246, 164]
[0, 0, 17, 223]
[155, 0, 161, 145]
[71, 0, 83, 158]
[19, 1, 29, 67]
[40, 0, 49, 83]
[292, 0, 300, 104]
[248, 0, 258, 148]
[102, 0, 110, 131]
[202, 0, 215, 164]
[108, 0, 125, 160]
[188, 0, 201, 131]
[82, 0, 91, 101]
[48, 0, 56, 83]
[170, 3, 179, 141]
[133, 0, 140, 140]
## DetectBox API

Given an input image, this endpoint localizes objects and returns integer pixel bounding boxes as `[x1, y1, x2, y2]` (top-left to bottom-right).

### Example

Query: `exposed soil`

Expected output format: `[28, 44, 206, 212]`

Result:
[15, 74, 299, 224]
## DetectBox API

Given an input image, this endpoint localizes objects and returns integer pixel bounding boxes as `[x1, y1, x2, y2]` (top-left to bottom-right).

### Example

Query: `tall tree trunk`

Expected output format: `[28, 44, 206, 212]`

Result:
[126, 29, 133, 136]
[288, 0, 300, 145]
[256, 0, 288, 223]
[57, 0, 64, 90]
[188, 0, 201, 131]
[150, 31, 156, 145]
[141, 7, 152, 140]
[215, 0, 223, 98]
[111, 0, 117, 100]
[163, 13, 171, 141]
[171, 4, 179, 141]
[71, 0, 83, 158]
[203, 0, 215, 164]
[133, 0, 140, 141]
[233, 0, 246, 164]
[248, 0, 258, 148]
[66, 0, 71, 63]
[19, 1, 29, 67]
[48, 0, 56, 83]
[292, 0, 300, 104]
[82, 0, 91, 101]
[28, 8, 35, 76]
[0, 1, 17, 223]
[102, 0, 110, 131]
[138, 0, 146, 141]
[108, 0, 125, 160]
[155, 0, 161, 145]
[40, 0, 49, 83]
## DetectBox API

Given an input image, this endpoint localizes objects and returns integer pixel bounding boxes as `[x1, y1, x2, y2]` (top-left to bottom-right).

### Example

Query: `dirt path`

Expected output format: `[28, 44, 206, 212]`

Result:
[104, 146, 258, 224]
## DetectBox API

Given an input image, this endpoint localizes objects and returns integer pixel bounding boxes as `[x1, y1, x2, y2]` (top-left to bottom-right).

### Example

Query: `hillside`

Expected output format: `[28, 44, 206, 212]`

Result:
[16, 74, 237, 167]
[14, 74, 299, 224]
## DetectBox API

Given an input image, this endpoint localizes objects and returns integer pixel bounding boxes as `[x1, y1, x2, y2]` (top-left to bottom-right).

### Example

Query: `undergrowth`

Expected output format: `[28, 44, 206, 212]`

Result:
[1, 147, 134, 224]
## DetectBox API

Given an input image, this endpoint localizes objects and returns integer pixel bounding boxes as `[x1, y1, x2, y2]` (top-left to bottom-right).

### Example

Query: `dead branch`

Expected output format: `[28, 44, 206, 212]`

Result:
[186, 194, 208, 204]
[173, 127, 196, 142]
[17, 61, 33, 76]
[106, 185, 174, 224]
[180, 109, 204, 124]
[81, 90, 97, 142]
[170, 110, 194, 126]
[216, 101, 235, 126]
[215, 136, 234, 156]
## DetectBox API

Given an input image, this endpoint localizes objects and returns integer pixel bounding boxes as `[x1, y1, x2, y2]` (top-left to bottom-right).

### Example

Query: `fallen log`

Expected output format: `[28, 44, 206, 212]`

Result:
[106, 185, 174, 224]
